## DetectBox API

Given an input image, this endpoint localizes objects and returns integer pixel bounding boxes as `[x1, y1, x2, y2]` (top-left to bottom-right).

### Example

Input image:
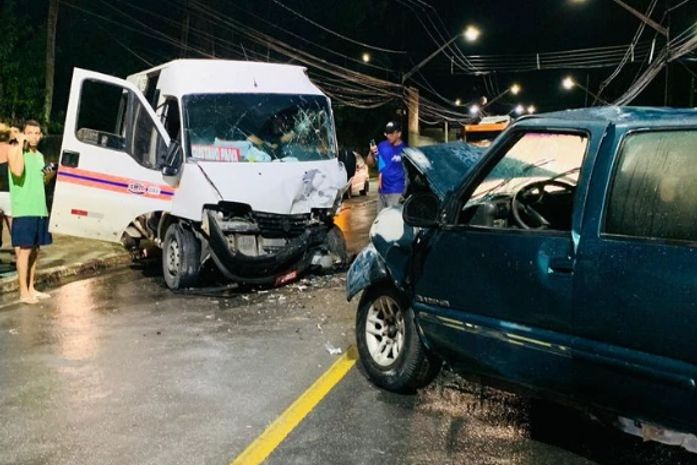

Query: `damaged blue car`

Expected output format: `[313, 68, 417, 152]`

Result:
[347, 107, 697, 450]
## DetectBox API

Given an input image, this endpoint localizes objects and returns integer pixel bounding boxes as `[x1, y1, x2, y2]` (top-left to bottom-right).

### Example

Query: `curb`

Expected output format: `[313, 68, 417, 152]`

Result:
[0, 252, 133, 295]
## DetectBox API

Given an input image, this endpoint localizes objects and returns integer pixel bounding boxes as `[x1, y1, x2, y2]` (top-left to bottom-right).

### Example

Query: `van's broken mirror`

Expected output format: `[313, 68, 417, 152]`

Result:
[161, 141, 183, 177]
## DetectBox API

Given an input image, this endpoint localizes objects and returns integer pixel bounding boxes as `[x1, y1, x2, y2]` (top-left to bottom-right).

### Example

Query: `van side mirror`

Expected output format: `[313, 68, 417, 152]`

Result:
[402, 192, 440, 228]
[161, 141, 183, 177]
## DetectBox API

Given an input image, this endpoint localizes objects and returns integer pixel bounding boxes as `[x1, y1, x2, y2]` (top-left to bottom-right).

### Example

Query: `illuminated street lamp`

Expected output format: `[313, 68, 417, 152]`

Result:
[464, 25, 481, 43]
[362, 53, 371, 63]
[514, 104, 525, 115]
[469, 104, 480, 116]
[455, 98, 462, 106]
[402, 25, 481, 83]
[481, 83, 523, 110]
[562, 75, 610, 105]
[527, 105, 536, 114]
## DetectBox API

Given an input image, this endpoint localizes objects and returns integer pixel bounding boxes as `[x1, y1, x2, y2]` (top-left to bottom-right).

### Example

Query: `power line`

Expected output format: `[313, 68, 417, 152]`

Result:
[268, 0, 406, 54]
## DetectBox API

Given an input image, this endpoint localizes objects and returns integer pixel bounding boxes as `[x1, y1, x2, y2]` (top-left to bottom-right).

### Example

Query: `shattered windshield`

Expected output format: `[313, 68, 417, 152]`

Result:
[183, 93, 337, 162]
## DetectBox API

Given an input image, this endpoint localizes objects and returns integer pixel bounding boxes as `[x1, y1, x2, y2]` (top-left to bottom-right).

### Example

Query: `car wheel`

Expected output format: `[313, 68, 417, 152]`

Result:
[356, 284, 441, 392]
[162, 223, 201, 289]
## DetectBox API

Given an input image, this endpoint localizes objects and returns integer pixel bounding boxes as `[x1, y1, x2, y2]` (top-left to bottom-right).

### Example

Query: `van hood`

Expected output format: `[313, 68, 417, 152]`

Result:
[196, 159, 347, 214]
[403, 142, 485, 201]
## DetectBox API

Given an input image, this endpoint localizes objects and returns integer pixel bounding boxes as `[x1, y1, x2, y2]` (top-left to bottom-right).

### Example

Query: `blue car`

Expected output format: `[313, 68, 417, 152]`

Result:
[347, 107, 697, 450]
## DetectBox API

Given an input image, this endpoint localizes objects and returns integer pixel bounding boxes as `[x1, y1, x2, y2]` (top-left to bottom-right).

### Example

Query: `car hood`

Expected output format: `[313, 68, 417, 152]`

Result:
[403, 142, 486, 201]
[196, 159, 347, 214]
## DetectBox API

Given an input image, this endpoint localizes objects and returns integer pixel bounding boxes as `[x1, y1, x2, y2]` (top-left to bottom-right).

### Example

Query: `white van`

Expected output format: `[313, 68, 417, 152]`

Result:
[50, 59, 348, 289]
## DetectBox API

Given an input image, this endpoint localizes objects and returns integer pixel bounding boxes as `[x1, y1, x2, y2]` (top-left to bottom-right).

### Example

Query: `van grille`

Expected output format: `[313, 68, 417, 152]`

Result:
[252, 212, 311, 238]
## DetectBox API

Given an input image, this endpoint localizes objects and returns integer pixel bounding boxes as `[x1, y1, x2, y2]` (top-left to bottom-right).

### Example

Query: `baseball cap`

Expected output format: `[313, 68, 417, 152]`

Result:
[384, 121, 401, 134]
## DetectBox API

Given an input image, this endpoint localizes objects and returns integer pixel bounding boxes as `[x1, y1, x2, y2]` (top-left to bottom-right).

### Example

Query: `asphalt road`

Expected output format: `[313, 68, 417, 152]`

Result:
[1, 191, 696, 465]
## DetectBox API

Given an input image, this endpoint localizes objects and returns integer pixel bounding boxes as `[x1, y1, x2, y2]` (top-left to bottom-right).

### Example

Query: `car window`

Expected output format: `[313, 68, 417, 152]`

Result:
[460, 132, 588, 231]
[605, 130, 697, 243]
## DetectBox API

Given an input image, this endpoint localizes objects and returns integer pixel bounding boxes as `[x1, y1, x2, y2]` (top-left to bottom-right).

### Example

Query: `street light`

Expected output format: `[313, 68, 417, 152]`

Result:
[481, 83, 523, 111]
[464, 25, 481, 43]
[562, 76, 610, 105]
[527, 105, 536, 114]
[455, 98, 462, 106]
[469, 104, 480, 116]
[362, 53, 371, 63]
[514, 104, 525, 115]
[402, 25, 481, 83]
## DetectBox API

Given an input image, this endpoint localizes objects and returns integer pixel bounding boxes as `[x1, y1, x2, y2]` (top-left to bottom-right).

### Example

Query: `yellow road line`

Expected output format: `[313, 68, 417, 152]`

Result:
[230, 345, 358, 465]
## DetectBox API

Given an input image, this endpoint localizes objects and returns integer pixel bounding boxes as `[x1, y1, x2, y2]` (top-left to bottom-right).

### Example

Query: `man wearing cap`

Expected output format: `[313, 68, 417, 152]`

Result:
[368, 121, 407, 211]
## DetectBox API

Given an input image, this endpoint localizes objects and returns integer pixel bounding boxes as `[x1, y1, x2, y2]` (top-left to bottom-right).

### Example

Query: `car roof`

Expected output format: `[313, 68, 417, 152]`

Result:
[517, 106, 697, 129]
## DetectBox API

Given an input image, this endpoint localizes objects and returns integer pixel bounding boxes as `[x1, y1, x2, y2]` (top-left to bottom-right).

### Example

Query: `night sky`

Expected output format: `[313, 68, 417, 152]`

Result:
[12, 0, 697, 142]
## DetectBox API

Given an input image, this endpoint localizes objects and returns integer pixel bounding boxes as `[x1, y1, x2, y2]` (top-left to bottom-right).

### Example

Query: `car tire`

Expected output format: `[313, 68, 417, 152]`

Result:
[162, 223, 201, 289]
[356, 284, 441, 392]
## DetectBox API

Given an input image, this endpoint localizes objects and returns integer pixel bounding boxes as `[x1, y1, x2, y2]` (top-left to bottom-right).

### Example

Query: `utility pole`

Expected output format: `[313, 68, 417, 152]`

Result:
[406, 87, 420, 147]
[44, 0, 59, 125]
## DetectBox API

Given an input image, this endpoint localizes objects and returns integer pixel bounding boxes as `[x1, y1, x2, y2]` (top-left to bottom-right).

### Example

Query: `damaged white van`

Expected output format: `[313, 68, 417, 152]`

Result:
[50, 59, 348, 289]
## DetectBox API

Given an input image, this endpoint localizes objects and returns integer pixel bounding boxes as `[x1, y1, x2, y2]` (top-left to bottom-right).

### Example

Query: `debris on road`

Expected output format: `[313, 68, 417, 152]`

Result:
[325, 342, 342, 355]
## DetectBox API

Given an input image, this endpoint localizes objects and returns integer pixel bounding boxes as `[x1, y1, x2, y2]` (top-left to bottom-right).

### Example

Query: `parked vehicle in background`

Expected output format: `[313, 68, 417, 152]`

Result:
[51, 59, 348, 290]
[348, 107, 697, 453]
[462, 115, 510, 147]
[348, 152, 369, 197]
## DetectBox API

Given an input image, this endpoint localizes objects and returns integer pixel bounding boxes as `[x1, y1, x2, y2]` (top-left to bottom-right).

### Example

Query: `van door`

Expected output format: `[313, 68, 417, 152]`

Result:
[50, 69, 173, 243]
[573, 128, 697, 431]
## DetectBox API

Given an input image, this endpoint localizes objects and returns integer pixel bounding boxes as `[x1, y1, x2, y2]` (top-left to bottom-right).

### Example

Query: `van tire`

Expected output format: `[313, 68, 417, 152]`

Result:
[356, 284, 441, 393]
[162, 223, 201, 289]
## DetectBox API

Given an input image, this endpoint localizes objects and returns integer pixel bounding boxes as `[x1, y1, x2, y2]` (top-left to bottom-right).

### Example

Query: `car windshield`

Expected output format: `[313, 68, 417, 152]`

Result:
[468, 132, 587, 205]
[183, 93, 337, 162]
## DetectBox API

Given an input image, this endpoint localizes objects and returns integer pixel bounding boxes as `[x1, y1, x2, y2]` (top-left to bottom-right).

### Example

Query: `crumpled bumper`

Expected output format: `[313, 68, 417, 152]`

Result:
[206, 210, 329, 285]
[346, 243, 389, 301]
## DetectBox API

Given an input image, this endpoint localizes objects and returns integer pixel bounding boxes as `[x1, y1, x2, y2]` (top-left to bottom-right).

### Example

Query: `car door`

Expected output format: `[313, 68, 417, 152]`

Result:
[50, 69, 173, 243]
[412, 129, 593, 393]
[573, 127, 697, 431]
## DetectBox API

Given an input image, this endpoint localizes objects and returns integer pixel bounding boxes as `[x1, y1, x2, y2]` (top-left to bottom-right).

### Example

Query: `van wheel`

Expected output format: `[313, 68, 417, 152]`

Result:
[162, 223, 201, 289]
[356, 285, 441, 392]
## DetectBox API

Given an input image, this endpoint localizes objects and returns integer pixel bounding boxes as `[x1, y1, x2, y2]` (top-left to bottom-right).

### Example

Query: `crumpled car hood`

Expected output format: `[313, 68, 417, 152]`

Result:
[403, 142, 485, 201]
[197, 159, 347, 214]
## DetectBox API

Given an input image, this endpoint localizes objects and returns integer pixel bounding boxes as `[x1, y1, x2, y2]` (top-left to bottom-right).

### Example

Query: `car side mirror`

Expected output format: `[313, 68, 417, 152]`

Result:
[402, 192, 440, 228]
[161, 141, 183, 177]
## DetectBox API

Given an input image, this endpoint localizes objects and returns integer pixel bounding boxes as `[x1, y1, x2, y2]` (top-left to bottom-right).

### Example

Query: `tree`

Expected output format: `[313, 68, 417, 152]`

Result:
[0, 0, 44, 123]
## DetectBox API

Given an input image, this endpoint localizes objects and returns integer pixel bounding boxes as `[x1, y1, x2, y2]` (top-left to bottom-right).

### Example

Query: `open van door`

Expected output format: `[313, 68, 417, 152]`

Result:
[50, 69, 173, 243]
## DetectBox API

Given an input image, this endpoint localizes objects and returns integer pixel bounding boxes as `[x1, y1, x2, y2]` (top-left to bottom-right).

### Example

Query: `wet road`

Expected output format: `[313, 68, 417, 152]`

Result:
[1, 192, 696, 465]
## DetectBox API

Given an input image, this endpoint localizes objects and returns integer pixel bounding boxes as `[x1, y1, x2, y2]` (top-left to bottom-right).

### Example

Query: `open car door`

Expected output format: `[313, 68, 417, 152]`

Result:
[50, 68, 173, 243]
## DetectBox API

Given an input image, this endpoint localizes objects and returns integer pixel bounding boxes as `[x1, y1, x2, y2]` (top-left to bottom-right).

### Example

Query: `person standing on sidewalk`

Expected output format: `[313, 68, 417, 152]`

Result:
[7, 120, 54, 304]
[368, 121, 407, 211]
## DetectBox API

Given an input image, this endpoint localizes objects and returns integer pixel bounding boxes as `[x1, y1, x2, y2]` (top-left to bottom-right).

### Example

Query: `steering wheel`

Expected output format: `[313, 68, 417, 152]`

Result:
[512, 179, 575, 230]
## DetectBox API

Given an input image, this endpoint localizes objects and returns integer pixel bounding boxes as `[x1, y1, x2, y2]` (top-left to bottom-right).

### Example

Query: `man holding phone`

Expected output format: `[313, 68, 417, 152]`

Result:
[7, 120, 55, 304]
[368, 121, 407, 211]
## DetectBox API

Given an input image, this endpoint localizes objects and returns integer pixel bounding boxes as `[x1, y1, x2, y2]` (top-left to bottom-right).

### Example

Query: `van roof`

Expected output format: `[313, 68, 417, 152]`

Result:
[126, 59, 326, 98]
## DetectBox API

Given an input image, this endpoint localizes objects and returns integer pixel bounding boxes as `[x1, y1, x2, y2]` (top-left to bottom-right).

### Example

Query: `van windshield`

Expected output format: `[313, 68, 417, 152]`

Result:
[183, 93, 337, 162]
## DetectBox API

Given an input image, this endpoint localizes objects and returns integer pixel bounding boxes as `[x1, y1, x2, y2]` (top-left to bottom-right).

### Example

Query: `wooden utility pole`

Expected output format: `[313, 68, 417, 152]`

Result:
[44, 0, 59, 125]
[406, 87, 419, 146]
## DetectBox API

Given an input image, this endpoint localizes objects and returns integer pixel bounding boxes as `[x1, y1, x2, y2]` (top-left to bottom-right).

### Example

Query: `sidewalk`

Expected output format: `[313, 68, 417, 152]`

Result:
[0, 230, 132, 296]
